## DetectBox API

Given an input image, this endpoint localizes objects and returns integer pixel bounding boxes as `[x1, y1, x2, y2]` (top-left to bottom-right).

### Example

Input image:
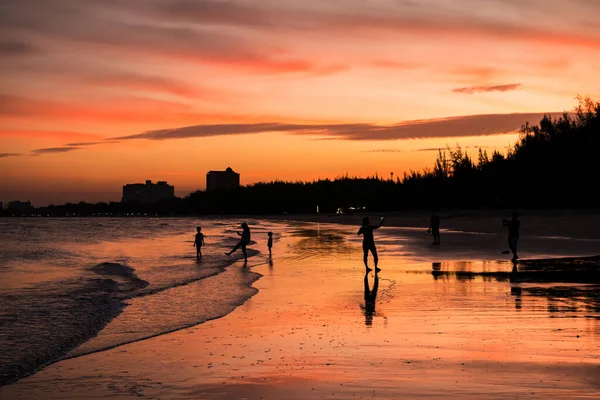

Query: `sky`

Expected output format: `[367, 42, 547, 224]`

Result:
[2, 0, 600, 206]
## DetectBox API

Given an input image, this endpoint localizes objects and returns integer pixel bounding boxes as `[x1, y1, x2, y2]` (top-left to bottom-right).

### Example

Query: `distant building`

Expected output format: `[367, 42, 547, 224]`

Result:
[206, 167, 240, 192]
[122, 180, 174, 204]
[8, 200, 32, 210]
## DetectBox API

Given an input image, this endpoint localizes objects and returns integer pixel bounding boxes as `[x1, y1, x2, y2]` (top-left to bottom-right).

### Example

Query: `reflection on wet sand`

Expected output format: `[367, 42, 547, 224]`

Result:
[432, 259, 600, 320]
[431, 260, 513, 282]
[518, 285, 600, 318]
[431, 257, 600, 284]
[516, 255, 600, 283]
[362, 271, 379, 326]
[288, 224, 355, 259]
[511, 285, 522, 310]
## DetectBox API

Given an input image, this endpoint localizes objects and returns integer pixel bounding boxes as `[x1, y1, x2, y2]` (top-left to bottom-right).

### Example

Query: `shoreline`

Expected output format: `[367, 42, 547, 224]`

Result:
[0, 252, 265, 387]
[2, 216, 600, 399]
[0, 218, 270, 387]
[3, 207, 600, 220]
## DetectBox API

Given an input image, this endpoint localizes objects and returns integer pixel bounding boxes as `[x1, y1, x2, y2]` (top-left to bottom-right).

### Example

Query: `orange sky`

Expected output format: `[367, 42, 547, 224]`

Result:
[2, 0, 600, 206]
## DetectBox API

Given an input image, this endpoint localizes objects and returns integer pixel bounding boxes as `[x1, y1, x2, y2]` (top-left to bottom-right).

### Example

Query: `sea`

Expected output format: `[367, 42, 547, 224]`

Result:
[0, 217, 278, 385]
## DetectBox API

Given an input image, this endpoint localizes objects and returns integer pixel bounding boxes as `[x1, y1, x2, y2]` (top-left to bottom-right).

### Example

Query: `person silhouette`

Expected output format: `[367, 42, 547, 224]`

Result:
[502, 211, 520, 260]
[193, 226, 204, 259]
[357, 216, 384, 272]
[226, 222, 251, 261]
[428, 214, 440, 245]
[267, 231, 273, 258]
[362, 270, 379, 326]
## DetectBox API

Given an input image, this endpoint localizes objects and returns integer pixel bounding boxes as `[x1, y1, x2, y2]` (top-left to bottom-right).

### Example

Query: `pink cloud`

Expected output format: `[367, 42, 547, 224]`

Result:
[0, 94, 246, 125]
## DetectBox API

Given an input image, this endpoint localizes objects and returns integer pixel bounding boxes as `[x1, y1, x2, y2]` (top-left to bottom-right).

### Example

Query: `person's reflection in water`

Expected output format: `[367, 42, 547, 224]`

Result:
[432, 262, 442, 280]
[509, 258, 519, 283]
[362, 270, 379, 326]
[509, 259, 520, 310]
[511, 285, 522, 310]
[511, 258, 518, 273]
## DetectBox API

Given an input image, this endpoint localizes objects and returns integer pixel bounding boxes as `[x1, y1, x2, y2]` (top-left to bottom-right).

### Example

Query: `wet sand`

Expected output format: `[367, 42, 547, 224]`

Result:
[2, 215, 600, 399]
[271, 208, 600, 242]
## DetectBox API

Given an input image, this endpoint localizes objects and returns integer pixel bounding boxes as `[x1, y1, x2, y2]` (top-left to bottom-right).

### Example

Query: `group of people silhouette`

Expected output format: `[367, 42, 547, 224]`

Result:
[193, 213, 521, 327]
[194, 223, 273, 261]
[195, 211, 520, 270]
[358, 211, 522, 272]
[359, 211, 521, 326]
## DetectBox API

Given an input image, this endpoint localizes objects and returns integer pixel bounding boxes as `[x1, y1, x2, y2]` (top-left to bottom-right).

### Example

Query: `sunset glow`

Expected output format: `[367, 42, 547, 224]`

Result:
[2, 0, 600, 205]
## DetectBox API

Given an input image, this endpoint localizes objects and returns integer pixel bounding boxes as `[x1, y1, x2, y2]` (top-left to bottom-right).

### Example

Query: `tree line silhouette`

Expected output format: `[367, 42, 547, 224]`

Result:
[4, 96, 598, 216]
[401, 95, 600, 209]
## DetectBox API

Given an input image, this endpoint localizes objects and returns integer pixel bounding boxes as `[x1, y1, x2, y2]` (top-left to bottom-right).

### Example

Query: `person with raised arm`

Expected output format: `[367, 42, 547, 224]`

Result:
[357, 216, 385, 272]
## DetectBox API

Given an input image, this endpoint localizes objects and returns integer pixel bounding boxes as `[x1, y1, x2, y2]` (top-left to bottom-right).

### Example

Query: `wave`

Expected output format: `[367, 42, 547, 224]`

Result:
[64, 265, 263, 360]
[0, 218, 272, 386]
[89, 262, 149, 295]
[0, 276, 126, 386]
[0, 250, 265, 386]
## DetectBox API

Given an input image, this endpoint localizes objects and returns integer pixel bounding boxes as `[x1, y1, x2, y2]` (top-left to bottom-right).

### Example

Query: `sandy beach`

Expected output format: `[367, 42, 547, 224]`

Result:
[2, 212, 600, 399]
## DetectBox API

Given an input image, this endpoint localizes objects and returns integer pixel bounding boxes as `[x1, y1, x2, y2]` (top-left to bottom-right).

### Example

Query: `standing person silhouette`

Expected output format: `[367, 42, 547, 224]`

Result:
[193, 226, 204, 259]
[357, 216, 384, 272]
[267, 231, 273, 258]
[503, 211, 520, 260]
[226, 222, 251, 261]
[428, 214, 441, 245]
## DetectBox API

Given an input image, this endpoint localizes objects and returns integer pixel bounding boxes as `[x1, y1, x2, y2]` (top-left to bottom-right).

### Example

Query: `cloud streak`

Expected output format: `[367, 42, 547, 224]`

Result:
[117, 113, 565, 142]
[79, 72, 215, 99]
[121, 0, 600, 50]
[131, 1, 600, 45]
[0, 1, 340, 75]
[361, 149, 405, 153]
[0, 128, 103, 142]
[0, 153, 21, 158]
[3, 0, 600, 84]
[64, 140, 120, 147]
[452, 83, 522, 94]
[31, 147, 82, 156]
[361, 145, 490, 153]
[0, 94, 242, 125]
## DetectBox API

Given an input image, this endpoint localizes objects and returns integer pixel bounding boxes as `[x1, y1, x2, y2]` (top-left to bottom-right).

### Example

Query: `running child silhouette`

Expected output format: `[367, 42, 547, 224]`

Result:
[357, 216, 385, 272]
[226, 222, 251, 261]
[193, 226, 205, 259]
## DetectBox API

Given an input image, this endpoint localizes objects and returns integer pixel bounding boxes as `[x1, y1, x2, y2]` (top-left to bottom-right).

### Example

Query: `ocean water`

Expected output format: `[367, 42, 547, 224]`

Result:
[0, 218, 278, 385]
